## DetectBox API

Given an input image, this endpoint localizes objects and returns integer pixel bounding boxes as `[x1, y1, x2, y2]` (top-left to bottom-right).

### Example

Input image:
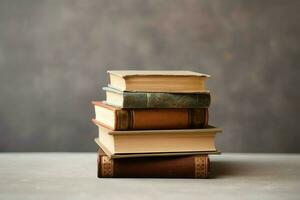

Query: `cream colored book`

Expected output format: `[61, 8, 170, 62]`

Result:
[107, 70, 210, 93]
[94, 138, 220, 158]
[93, 120, 221, 155]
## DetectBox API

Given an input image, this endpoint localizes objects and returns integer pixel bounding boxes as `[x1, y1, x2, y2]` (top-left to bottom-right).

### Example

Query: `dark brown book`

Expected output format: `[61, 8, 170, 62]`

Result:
[97, 148, 210, 178]
[92, 101, 208, 130]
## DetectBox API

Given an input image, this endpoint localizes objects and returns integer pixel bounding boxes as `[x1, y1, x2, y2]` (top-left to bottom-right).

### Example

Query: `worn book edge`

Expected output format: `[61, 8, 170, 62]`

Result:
[92, 118, 115, 130]
[92, 101, 121, 111]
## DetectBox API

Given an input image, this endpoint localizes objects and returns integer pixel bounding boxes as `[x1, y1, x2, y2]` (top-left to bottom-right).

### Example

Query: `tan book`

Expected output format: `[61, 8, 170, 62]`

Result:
[93, 120, 221, 155]
[94, 138, 220, 159]
[92, 101, 208, 130]
[107, 70, 210, 93]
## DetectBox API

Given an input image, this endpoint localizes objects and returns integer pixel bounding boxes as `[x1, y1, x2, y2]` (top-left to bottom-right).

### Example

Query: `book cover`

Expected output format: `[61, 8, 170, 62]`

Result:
[94, 138, 220, 158]
[107, 70, 210, 77]
[107, 70, 210, 93]
[104, 86, 211, 108]
[97, 148, 210, 178]
[92, 123, 221, 154]
[92, 101, 208, 130]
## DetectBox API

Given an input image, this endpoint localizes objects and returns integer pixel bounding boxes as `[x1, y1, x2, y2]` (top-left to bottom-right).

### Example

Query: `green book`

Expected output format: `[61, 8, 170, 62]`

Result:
[103, 86, 211, 108]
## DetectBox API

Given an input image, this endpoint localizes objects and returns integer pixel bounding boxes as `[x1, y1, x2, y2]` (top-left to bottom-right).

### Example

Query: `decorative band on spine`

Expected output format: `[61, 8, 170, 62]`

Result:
[101, 156, 114, 177]
[204, 108, 209, 128]
[116, 111, 121, 129]
[188, 109, 193, 127]
[190, 109, 203, 128]
[194, 156, 209, 178]
[117, 110, 129, 130]
[128, 110, 134, 129]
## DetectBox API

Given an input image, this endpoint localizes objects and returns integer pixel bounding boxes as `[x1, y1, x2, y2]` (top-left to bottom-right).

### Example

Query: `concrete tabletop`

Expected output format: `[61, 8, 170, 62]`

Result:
[0, 153, 299, 200]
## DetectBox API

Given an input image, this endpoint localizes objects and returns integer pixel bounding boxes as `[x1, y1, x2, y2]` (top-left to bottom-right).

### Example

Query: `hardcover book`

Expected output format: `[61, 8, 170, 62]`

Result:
[93, 120, 221, 154]
[97, 148, 210, 178]
[103, 86, 211, 108]
[94, 138, 220, 159]
[107, 70, 210, 93]
[92, 101, 208, 130]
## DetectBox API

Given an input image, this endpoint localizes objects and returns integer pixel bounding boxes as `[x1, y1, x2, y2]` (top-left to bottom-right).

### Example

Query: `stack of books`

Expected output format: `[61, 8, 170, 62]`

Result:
[92, 70, 221, 178]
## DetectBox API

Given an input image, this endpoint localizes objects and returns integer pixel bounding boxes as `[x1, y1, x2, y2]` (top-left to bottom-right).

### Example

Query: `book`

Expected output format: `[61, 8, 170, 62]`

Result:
[97, 148, 210, 178]
[107, 70, 210, 93]
[94, 138, 220, 158]
[92, 101, 208, 130]
[93, 120, 221, 154]
[103, 86, 211, 108]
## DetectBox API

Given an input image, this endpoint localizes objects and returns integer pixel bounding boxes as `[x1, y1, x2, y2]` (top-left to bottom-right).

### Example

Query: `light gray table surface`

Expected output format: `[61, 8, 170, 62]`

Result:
[0, 153, 299, 200]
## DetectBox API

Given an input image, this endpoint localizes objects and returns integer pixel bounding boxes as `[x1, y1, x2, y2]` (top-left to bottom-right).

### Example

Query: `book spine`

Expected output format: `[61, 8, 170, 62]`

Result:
[97, 149, 210, 178]
[115, 110, 132, 130]
[123, 92, 211, 108]
[115, 108, 208, 130]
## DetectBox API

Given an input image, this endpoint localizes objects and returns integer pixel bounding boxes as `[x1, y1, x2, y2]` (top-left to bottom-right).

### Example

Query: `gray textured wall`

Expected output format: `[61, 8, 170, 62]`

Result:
[0, 0, 299, 152]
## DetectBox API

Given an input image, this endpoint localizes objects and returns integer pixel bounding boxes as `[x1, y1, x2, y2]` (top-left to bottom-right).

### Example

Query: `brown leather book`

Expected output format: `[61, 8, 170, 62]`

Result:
[97, 148, 210, 178]
[92, 101, 208, 130]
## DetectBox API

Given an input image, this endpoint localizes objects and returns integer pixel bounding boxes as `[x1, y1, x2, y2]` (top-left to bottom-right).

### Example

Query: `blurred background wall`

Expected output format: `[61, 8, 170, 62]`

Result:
[0, 0, 299, 152]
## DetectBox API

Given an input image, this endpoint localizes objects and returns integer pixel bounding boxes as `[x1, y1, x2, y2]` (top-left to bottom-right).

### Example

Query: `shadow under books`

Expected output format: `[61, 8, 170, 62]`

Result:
[210, 160, 256, 178]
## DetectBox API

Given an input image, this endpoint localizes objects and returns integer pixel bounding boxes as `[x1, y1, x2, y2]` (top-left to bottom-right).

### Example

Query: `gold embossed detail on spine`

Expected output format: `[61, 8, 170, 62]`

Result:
[117, 110, 129, 130]
[101, 156, 114, 177]
[188, 109, 193, 128]
[128, 110, 134, 129]
[189, 108, 208, 128]
[194, 156, 208, 178]
[204, 108, 209, 128]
